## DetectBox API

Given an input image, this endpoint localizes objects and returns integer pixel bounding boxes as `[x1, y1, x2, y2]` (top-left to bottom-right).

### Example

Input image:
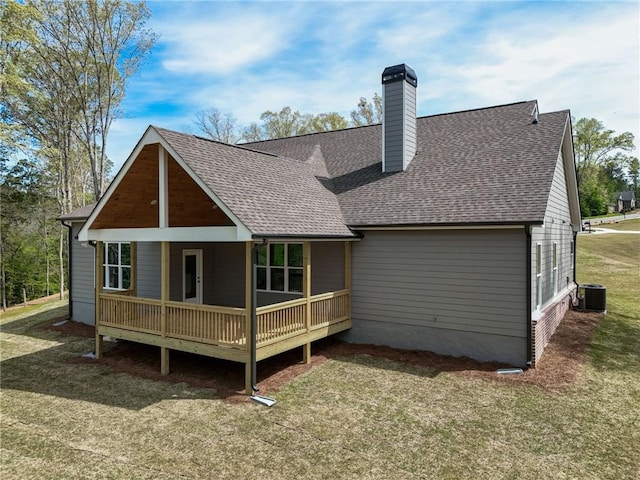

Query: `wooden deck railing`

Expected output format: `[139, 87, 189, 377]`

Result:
[310, 289, 349, 328]
[100, 294, 161, 334]
[256, 298, 307, 344]
[99, 289, 350, 350]
[166, 301, 246, 346]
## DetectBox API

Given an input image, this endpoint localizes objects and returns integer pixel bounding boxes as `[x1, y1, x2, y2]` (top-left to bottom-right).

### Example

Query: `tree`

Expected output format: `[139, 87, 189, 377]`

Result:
[309, 112, 348, 132]
[28, 0, 157, 200]
[194, 108, 241, 144]
[629, 157, 639, 199]
[350, 93, 382, 126]
[573, 117, 636, 216]
[573, 117, 634, 183]
[1, 0, 156, 304]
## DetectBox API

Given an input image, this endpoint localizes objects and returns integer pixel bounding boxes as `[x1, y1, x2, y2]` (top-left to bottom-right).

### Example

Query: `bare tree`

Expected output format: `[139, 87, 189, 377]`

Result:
[195, 108, 241, 144]
[350, 93, 382, 126]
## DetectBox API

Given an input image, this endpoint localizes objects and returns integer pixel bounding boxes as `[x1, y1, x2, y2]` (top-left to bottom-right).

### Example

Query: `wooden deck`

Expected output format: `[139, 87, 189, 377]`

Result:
[96, 289, 351, 372]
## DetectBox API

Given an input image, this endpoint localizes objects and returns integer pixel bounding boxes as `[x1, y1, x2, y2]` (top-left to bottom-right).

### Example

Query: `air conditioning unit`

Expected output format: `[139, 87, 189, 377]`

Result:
[577, 284, 607, 312]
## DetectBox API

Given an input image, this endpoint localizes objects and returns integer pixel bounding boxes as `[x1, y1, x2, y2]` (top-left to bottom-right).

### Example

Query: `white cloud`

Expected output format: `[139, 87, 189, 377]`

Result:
[109, 0, 639, 166]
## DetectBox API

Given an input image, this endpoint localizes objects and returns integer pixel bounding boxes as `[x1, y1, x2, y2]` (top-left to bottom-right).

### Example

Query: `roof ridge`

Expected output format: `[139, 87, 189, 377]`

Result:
[416, 100, 536, 120]
[153, 125, 280, 157]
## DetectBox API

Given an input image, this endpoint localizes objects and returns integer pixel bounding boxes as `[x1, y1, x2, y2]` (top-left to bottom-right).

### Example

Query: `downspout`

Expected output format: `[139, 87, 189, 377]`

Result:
[525, 226, 532, 367]
[250, 239, 267, 394]
[572, 230, 578, 284]
[61, 221, 73, 319]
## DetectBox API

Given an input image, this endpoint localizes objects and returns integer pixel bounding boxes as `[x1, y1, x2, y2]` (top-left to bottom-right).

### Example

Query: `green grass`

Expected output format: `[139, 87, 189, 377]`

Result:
[596, 218, 640, 231]
[1, 236, 639, 479]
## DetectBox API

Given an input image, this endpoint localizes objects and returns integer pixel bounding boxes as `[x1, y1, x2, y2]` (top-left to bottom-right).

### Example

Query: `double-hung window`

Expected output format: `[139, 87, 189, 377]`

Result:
[257, 243, 303, 293]
[104, 242, 131, 290]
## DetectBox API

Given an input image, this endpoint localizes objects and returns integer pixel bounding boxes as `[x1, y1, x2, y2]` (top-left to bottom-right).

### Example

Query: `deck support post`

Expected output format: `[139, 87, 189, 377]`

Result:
[245, 241, 253, 394]
[160, 241, 170, 375]
[161, 347, 170, 375]
[95, 241, 104, 358]
[345, 241, 351, 315]
[303, 241, 312, 364]
[130, 242, 138, 296]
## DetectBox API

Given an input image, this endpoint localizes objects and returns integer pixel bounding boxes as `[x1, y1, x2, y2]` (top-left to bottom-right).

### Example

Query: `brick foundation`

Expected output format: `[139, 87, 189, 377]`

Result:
[531, 287, 576, 366]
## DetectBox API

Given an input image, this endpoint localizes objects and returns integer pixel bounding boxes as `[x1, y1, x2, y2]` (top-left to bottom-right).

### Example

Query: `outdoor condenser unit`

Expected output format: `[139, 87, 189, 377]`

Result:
[577, 284, 607, 312]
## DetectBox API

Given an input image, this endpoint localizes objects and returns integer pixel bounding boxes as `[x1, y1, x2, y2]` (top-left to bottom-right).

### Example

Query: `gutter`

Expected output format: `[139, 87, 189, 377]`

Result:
[525, 226, 533, 367]
[251, 233, 361, 241]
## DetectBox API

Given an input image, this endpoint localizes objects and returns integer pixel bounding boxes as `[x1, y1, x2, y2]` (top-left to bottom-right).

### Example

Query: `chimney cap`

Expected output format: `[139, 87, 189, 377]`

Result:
[382, 64, 418, 87]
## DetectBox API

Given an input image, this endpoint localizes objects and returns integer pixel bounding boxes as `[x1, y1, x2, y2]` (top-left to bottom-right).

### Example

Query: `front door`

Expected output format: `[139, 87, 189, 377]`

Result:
[183, 249, 203, 304]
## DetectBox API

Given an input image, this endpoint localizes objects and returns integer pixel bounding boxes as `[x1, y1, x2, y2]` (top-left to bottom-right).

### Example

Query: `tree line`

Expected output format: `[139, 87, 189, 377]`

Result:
[1, 0, 155, 308]
[194, 93, 383, 144]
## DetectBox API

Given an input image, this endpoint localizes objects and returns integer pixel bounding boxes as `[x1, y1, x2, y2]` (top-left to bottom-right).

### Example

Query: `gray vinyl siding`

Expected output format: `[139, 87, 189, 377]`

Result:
[212, 243, 245, 307]
[346, 229, 528, 365]
[70, 222, 95, 325]
[136, 242, 161, 299]
[531, 150, 574, 312]
[167, 241, 343, 308]
[311, 241, 345, 295]
[169, 243, 218, 304]
[383, 80, 417, 172]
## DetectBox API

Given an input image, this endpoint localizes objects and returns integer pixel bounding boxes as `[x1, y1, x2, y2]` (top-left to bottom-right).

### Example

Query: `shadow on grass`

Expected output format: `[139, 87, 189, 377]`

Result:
[0, 305, 69, 338]
[588, 312, 640, 373]
[1, 309, 222, 410]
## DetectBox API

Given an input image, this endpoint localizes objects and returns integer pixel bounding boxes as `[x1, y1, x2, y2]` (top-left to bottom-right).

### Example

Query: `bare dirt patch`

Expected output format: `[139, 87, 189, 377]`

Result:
[45, 308, 603, 402]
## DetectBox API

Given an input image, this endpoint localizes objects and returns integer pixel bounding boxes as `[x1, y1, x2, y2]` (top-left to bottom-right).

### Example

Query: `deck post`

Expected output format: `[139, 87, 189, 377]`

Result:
[244, 241, 253, 394]
[160, 241, 170, 375]
[130, 242, 138, 296]
[345, 241, 351, 315]
[303, 241, 312, 363]
[95, 241, 103, 358]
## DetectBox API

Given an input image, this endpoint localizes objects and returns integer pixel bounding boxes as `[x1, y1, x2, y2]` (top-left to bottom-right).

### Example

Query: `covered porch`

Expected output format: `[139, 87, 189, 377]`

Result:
[94, 241, 352, 394]
[78, 132, 358, 394]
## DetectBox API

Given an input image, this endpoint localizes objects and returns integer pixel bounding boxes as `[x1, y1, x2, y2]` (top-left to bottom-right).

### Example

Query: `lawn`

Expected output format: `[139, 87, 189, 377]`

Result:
[596, 218, 640, 231]
[1, 233, 639, 479]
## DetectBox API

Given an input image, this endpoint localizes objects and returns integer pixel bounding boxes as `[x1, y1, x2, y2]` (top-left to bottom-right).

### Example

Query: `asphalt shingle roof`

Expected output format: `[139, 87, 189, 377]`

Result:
[67, 100, 571, 237]
[249, 101, 570, 227]
[59, 203, 96, 221]
[154, 128, 354, 237]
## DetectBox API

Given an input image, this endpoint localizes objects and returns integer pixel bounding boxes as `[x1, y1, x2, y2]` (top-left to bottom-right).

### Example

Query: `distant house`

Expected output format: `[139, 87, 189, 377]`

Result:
[60, 64, 581, 393]
[614, 191, 636, 212]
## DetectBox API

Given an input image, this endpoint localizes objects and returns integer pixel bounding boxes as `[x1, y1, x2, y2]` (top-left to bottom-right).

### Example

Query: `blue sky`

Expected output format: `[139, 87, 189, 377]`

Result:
[108, 0, 640, 169]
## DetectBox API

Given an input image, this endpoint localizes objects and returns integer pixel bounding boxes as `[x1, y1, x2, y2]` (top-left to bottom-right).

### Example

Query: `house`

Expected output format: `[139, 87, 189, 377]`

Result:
[60, 64, 581, 394]
[614, 191, 636, 212]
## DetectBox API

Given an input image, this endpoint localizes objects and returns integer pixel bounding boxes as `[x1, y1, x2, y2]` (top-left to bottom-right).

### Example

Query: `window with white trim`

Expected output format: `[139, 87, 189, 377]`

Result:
[552, 242, 558, 295]
[104, 242, 131, 290]
[257, 243, 303, 293]
[535, 243, 542, 310]
[570, 240, 574, 272]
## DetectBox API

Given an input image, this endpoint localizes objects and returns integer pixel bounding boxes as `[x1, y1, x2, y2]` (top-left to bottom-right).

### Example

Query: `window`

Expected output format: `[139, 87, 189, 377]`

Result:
[257, 243, 303, 293]
[552, 242, 558, 295]
[570, 240, 574, 271]
[535, 243, 542, 310]
[104, 242, 131, 290]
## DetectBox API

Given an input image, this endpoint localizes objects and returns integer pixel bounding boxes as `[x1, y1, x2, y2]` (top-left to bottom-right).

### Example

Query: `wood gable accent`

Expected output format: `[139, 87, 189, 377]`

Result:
[79, 126, 253, 242]
[91, 144, 233, 230]
[91, 144, 160, 229]
[167, 155, 234, 227]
